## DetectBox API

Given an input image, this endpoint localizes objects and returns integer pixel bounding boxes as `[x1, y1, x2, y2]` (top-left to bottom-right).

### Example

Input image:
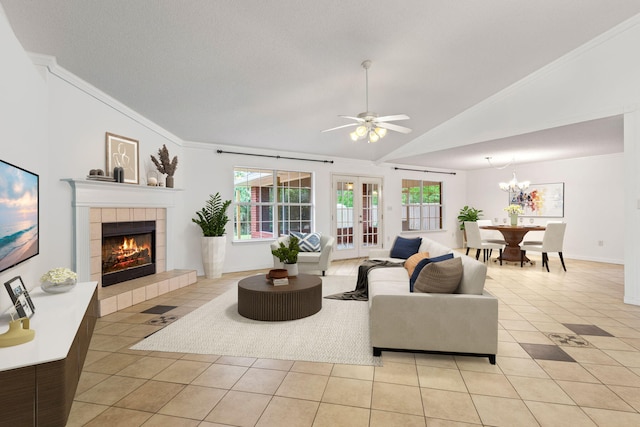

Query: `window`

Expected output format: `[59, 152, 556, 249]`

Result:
[233, 168, 313, 240]
[401, 179, 443, 231]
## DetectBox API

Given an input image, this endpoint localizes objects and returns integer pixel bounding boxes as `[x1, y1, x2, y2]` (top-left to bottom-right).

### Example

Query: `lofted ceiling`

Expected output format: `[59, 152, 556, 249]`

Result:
[1, 0, 636, 169]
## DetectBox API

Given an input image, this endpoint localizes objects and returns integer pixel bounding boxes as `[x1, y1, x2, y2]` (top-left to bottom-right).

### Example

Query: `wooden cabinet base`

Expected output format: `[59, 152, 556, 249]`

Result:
[0, 289, 97, 427]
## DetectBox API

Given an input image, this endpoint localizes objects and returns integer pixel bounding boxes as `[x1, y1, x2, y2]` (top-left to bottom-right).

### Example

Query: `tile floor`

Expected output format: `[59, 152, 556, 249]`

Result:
[67, 253, 640, 426]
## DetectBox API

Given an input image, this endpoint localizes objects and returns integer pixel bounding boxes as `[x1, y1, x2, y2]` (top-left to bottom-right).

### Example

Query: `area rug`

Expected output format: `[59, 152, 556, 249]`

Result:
[130, 275, 382, 366]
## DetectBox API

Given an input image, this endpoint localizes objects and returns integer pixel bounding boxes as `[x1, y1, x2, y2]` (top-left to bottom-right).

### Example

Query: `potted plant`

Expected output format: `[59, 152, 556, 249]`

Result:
[458, 205, 483, 246]
[271, 235, 300, 276]
[150, 144, 178, 188]
[457, 205, 483, 231]
[192, 193, 232, 278]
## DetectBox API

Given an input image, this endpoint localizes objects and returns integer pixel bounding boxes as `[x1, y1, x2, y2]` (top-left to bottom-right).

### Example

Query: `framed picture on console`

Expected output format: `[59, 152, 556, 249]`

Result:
[106, 132, 139, 184]
[4, 276, 35, 318]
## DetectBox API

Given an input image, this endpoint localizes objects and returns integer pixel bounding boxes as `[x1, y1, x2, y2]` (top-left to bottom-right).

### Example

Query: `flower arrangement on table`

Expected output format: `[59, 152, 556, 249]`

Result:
[40, 267, 78, 293]
[504, 204, 524, 215]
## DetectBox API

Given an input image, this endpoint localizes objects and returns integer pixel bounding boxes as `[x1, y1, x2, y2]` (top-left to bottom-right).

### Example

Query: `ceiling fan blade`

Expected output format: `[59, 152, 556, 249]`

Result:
[338, 115, 366, 122]
[376, 122, 413, 134]
[321, 123, 358, 133]
[375, 114, 410, 122]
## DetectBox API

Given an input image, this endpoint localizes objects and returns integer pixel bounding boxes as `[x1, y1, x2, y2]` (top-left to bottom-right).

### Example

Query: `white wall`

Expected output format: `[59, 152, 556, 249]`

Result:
[0, 9, 48, 313]
[178, 143, 467, 274]
[466, 153, 624, 264]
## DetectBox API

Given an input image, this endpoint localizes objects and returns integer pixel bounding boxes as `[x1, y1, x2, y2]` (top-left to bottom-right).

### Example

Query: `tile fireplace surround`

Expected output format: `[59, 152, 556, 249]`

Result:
[65, 179, 196, 316]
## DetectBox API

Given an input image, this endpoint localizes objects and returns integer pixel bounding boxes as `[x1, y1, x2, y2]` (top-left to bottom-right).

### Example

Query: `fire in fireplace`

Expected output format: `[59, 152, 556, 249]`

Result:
[102, 221, 156, 286]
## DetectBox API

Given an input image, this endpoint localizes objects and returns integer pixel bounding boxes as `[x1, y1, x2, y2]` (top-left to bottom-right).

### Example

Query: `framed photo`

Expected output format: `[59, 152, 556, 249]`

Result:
[509, 182, 564, 217]
[106, 132, 139, 184]
[4, 276, 35, 318]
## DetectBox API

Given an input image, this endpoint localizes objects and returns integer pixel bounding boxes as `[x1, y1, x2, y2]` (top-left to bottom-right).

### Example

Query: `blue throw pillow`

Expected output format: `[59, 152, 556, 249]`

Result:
[410, 253, 454, 292]
[290, 231, 321, 252]
[389, 236, 422, 259]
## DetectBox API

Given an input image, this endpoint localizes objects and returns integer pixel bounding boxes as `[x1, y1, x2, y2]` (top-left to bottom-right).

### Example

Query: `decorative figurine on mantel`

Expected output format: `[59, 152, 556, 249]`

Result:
[150, 144, 178, 188]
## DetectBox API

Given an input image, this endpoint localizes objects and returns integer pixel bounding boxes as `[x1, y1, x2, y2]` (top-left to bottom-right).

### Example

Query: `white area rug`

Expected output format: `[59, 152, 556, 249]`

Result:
[131, 275, 382, 366]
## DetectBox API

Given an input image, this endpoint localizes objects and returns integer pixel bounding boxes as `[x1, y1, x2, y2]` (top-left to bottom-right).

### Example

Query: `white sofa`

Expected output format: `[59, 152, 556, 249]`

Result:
[271, 234, 335, 276]
[367, 238, 498, 364]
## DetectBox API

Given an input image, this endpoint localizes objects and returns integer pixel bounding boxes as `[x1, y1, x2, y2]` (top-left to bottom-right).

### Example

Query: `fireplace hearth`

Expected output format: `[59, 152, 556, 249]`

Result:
[102, 221, 156, 286]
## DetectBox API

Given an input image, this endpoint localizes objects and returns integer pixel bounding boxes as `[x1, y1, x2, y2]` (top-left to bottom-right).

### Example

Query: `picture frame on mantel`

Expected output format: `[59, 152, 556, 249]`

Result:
[509, 182, 564, 217]
[106, 132, 139, 184]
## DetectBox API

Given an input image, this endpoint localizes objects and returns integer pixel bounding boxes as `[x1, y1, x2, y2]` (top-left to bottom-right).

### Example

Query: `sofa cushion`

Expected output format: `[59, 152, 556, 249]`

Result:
[414, 257, 463, 294]
[409, 253, 454, 292]
[404, 252, 430, 277]
[291, 231, 321, 252]
[389, 236, 422, 259]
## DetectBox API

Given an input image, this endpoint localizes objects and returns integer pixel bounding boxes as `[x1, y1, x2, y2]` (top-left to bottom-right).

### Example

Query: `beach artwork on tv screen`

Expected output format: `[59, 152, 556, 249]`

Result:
[0, 159, 39, 273]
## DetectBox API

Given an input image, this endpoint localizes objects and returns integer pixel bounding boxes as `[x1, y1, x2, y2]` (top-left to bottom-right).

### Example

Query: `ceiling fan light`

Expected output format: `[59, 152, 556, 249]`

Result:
[374, 127, 387, 138]
[349, 131, 359, 141]
[355, 125, 367, 137]
[369, 131, 380, 143]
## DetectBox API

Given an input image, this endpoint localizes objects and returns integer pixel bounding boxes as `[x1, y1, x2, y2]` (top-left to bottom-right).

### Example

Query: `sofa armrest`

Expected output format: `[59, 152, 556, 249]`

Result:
[369, 292, 498, 355]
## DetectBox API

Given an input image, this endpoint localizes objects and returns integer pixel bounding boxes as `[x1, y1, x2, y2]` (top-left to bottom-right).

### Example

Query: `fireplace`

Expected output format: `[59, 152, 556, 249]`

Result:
[102, 221, 156, 286]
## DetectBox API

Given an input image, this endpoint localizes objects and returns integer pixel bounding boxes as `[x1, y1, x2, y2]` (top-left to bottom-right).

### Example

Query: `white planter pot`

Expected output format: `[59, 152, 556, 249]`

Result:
[201, 236, 226, 279]
[284, 263, 298, 277]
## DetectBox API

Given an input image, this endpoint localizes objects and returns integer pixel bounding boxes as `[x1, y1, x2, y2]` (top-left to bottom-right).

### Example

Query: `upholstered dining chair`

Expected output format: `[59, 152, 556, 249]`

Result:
[520, 222, 567, 271]
[521, 220, 562, 245]
[465, 221, 504, 264]
[476, 220, 506, 245]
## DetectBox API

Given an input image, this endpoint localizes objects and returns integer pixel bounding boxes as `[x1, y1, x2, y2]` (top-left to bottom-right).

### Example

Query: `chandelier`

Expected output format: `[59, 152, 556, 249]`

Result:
[499, 171, 530, 192]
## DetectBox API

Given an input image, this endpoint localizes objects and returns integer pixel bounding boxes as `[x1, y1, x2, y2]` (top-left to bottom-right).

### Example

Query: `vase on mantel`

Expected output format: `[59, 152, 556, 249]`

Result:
[166, 175, 174, 188]
[510, 214, 518, 226]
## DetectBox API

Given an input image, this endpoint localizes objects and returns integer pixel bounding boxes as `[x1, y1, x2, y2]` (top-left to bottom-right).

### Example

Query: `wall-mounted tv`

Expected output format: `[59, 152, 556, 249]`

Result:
[0, 159, 39, 273]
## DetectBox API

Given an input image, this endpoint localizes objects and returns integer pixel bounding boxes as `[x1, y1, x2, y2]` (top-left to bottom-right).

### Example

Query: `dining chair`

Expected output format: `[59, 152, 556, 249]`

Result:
[520, 222, 567, 271]
[522, 220, 561, 245]
[465, 221, 504, 264]
[476, 220, 506, 244]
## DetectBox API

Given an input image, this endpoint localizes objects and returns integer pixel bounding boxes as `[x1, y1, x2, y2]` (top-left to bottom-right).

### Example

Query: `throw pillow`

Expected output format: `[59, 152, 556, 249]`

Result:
[290, 231, 321, 252]
[404, 252, 430, 277]
[413, 257, 463, 294]
[389, 236, 422, 259]
[409, 253, 454, 292]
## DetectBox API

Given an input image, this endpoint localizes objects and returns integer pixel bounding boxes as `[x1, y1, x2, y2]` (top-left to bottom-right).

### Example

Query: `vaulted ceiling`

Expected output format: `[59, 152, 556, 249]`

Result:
[2, 1, 637, 169]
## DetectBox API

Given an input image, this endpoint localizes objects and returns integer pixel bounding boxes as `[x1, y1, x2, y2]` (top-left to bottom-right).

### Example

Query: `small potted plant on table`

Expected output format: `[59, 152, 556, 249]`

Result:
[271, 235, 300, 276]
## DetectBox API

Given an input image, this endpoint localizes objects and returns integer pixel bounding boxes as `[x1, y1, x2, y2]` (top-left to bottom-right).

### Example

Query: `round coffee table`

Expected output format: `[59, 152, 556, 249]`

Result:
[237, 273, 322, 321]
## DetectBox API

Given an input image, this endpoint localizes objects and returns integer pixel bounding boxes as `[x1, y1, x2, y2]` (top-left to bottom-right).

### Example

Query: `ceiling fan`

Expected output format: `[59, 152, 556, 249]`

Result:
[322, 60, 412, 143]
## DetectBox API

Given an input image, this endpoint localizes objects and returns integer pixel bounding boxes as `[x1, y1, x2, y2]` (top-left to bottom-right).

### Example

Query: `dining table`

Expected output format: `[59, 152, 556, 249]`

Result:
[480, 224, 546, 263]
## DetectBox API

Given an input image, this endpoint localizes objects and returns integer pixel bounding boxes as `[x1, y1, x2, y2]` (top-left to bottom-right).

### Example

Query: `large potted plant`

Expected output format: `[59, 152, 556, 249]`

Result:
[271, 235, 300, 276]
[457, 205, 483, 245]
[457, 206, 483, 231]
[192, 193, 232, 279]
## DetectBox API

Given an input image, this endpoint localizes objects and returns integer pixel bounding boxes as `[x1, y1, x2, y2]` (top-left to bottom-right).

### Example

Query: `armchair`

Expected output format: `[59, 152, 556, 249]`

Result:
[271, 234, 335, 276]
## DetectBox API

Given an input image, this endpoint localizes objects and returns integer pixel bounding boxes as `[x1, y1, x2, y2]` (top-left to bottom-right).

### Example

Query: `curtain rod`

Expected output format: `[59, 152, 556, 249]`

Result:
[393, 167, 456, 175]
[217, 150, 334, 164]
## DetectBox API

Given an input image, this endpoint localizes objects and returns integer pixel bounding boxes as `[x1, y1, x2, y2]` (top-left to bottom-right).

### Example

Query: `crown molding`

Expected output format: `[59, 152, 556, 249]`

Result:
[28, 53, 185, 146]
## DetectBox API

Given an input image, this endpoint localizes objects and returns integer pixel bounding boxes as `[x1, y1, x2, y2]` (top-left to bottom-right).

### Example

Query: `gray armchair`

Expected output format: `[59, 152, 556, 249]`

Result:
[271, 234, 335, 276]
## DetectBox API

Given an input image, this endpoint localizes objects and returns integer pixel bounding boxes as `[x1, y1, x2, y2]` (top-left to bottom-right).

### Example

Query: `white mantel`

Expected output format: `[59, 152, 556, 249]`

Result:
[63, 179, 182, 281]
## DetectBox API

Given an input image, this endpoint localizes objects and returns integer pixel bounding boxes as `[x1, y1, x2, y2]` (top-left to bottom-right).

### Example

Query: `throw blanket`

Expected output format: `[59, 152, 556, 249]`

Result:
[325, 260, 404, 301]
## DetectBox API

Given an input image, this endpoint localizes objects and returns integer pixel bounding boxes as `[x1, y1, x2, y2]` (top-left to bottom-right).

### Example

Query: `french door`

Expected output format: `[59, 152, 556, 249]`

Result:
[332, 175, 383, 259]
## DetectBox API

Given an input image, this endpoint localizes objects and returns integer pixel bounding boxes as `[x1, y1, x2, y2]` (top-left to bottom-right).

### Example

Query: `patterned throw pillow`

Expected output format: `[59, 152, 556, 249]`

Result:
[409, 253, 454, 292]
[404, 252, 430, 277]
[413, 257, 463, 294]
[290, 231, 322, 252]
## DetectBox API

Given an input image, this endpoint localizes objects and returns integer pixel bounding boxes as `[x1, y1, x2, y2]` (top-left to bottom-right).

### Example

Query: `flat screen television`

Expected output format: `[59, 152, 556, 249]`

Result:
[0, 159, 39, 273]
